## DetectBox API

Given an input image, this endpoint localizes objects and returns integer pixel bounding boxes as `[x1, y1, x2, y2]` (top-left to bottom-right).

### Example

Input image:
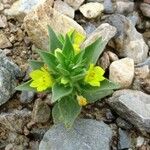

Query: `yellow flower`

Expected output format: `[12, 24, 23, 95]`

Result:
[68, 29, 85, 54]
[77, 95, 88, 106]
[29, 67, 54, 92]
[84, 64, 105, 87]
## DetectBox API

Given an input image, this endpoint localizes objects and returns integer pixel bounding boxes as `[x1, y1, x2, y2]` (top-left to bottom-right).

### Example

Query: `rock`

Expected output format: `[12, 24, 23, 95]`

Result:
[106, 14, 148, 63]
[4, 0, 54, 22]
[116, 118, 133, 130]
[104, 0, 114, 14]
[54, 0, 75, 18]
[32, 99, 50, 123]
[5, 144, 25, 150]
[8, 132, 29, 146]
[0, 31, 12, 49]
[109, 58, 134, 88]
[127, 11, 139, 26]
[0, 50, 21, 106]
[79, 2, 104, 19]
[133, 64, 150, 93]
[140, 3, 150, 18]
[116, 1, 134, 14]
[107, 89, 150, 133]
[24, 0, 86, 50]
[136, 136, 144, 147]
[98, 52, 110, 70]
[0, 15, 7, 28]
[135, 57, 150, 68]
[82, 23, 116, 48]
[0, 3, 4, 11]
[118, 128, 131, 150]
[64, 0, 85, 10]
[144, 0, 150, 4]
[0, 109, 31, 133]
[83, 22, 96, 35]
[20, 91, 35, 103]
[107, 51, 119, 62]
[39, 119, 112, 150]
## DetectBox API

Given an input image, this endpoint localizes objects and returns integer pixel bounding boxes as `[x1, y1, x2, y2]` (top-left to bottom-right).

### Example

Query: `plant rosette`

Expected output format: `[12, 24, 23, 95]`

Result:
[16, 26, 119, 127]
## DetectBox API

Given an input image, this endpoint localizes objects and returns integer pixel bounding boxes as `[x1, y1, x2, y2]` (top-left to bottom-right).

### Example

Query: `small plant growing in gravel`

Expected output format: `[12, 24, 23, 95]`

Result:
[16, 26, 119, 127]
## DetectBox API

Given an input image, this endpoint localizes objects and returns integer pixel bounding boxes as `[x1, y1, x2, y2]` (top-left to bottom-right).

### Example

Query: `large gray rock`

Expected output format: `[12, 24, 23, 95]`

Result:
[4, 0, 54, 22]
[82, 23, 116, 48]
[106, 14, 148, 64]
[24, 0, 85, 50]
[39, 119, 112, 150]
[0, 50, 22, 106]
[107, 90, 150, 133]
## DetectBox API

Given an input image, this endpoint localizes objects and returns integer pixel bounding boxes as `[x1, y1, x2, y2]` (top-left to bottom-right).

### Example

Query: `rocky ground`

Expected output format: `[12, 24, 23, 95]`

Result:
[0, 0, 150, 149]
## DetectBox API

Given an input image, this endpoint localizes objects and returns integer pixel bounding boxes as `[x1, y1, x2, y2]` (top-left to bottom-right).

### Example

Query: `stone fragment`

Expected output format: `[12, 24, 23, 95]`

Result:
[79, 2, 104, 19]
[82, 23, 116, 48]
[109, 58, 134, 88]
[104, 0, 114, 14]
[0, 15, 7, 28]
[32, 99, 50, 123]
[0, 3, 4, 11]
[98, 52, 110, 70]
[54, 0, 75, 18]
[0, 109, 31, 133]
[107, 51, 119, 62]
[0, 50, 21, 106]
[39, 119, 112, 150]
[24, 1, 85, 50]
[106, 14, 148, 63]
[107, 89, 150, 133]
[140, 3, 150, 18]
[4, 0, 54, 22]
[64, 0, 85, 10]
[0, 31, 12, 49]
[133, 65, 150, 93]
[116, 1, 134, 14]
[20, 91, 35, 103]
[118, 128, 131, 150]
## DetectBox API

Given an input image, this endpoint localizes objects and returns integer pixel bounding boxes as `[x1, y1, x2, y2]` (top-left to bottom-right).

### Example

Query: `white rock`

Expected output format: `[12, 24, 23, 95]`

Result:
[54, 0, 75, 18]
[79, 2, 104, 19]
[24, 0, 86, 50]
[4, 0, 54, 22]
[64, 0, 85, 10]
[0, 15, 7, 28]
[109, 58, 134, 88]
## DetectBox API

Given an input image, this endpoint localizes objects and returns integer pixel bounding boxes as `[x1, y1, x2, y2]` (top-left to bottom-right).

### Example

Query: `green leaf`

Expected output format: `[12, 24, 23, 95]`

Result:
[83, 37, 105, 66]
[37, 50, 58, 73]
[28, 60, 44, 70]
[55, 50, 66, 68]
[62, 34, 74, 58]
[48, 25, 63, 52]
[58, 97, 81, 127]
[52, 83, 73, 103]
[52, 103, 63, 124]
[15, 80, 36, 92]
[81, 79, 120, 103]
[56, 64, 70, 76]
